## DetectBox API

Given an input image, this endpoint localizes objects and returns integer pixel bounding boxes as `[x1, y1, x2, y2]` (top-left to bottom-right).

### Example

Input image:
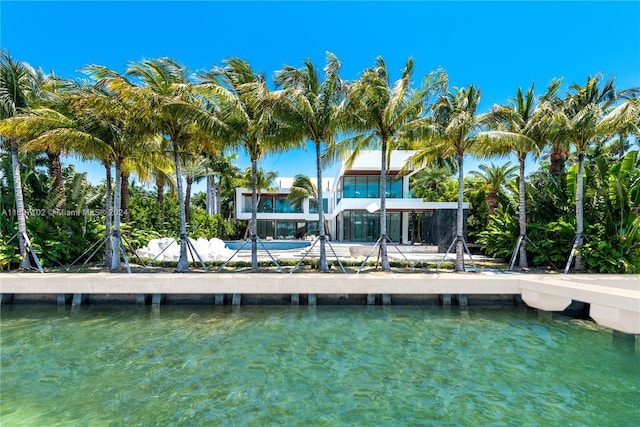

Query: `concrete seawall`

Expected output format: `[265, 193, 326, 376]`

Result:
[1, 272, 638, 335]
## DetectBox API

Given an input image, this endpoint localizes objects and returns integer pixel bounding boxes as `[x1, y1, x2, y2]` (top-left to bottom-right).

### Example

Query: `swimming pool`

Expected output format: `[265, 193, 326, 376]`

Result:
[225, 240, 311, 251]
[1, 305, 637, 425]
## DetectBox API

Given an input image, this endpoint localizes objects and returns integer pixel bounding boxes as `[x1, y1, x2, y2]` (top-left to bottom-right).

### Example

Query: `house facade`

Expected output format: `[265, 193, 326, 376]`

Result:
[235, 150, 468, 249]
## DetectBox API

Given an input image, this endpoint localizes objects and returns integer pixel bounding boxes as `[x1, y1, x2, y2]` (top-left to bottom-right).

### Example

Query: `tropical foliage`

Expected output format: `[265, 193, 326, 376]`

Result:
[1, 48, 638, 273]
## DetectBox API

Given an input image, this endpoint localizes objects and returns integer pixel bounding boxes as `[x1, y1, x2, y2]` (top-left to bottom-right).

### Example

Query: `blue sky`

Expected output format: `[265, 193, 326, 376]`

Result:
[2, 1, 639, 192]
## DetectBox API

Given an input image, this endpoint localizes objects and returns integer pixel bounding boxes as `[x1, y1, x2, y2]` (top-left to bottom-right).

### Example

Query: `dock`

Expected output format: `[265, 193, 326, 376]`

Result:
[1, 272, 638, 335]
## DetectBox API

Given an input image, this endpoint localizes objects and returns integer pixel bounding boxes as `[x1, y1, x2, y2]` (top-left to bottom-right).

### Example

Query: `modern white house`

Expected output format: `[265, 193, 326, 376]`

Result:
[235, 150, 468, 249]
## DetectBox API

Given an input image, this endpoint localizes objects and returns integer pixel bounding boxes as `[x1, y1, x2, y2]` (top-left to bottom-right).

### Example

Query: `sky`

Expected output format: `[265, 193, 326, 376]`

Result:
[2, 0, 639, 193]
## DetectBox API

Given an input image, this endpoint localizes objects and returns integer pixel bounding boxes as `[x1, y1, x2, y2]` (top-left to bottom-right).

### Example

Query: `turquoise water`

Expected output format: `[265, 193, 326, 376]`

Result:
[225, 241, 310, 251]
[1, 305, 638, 426]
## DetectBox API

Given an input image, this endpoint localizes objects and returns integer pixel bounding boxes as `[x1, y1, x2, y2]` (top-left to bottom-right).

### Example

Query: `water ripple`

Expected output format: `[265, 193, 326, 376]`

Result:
[1, 305, 638, 426]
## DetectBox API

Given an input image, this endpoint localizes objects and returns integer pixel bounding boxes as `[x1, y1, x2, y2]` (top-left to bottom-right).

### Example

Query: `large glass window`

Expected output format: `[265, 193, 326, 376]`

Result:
[365, 176, 379, 198]
[275, 221, 307, 239]
[343, 176, 356, 198]
[309, 198, 329, 214]
[386, 177, 403, 198]
[340, 176, 403, 199]
[242, 195, 252, 213]
[258, 196, 274, 213]
[343, 211, 401, 242]
[257, 220, 275, 238]
[307, 221, 319, 236]
[275, 196, 300, 213]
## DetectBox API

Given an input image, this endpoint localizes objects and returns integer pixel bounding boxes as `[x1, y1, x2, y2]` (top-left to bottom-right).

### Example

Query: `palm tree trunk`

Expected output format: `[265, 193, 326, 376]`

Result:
[486, 190, 499, 220]
[251, 158, 258, 272]
[550, 145, 565, 177]
[185, 175, 193, 224]
[206, 175, 214, 216]
[156, 176, 165, 226]
[10, 138, 30, 270]
[110, 161, 123, 272]
[104, 163, 112, 267]
[215, 185, 221, 216]
[172, 141, 190, 272]
[455, 154, 465, 272]
[518, 156, 528, 268]
[47, 149, 65, 206]
[379, 138, 390, 272]
[574, 152, 585, 270]
[316, 141, 327, 272]
[120, 170, 130, 223]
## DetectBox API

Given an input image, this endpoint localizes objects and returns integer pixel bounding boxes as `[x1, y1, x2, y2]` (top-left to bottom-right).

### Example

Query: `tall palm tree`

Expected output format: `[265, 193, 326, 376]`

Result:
[33, 73, 74, 201]
[477, 82, 559, 267]
[69, 78, 160, 271]
[200, 58, 302, 271]
[111, 58, 224, 272]
[1, 77, 159, 271]
[407, 85, 484, 272]
[0, 51, 42, 269]
[330, 57, 447, 271]
[274, 52, 345, 271]
[469, 162, 518, 219]
[551, 74, 620, 270]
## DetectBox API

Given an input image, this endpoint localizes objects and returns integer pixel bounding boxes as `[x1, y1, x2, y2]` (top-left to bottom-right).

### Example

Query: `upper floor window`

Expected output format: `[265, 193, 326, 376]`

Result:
[309, 198, 330, 214]
[275, 196, 301, 213]
[242, 194, 301, 213]
[340, 176, 403, 199]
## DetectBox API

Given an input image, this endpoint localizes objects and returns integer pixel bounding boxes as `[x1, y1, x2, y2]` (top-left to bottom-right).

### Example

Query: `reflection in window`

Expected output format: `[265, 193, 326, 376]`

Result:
[275, 196, 300, 213]
[309, 198, 330, 214]
[242, 195, 252, 213]
[365, 176, 378, 198]
[386, 177, 403, 198]
[342, 211, 401, 242]
[257, 220, 275, 237]
[258, 196, 274, 213]
[340, 176, 403, 199]
[343, 176, 356, 198]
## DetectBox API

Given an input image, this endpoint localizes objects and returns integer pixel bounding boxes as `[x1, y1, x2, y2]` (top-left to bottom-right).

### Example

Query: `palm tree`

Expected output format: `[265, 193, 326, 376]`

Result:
[217, 155, 242, 220]
[330, 57, 447, 271]
[240, 166, 278, 239]
[112, 58, 223, 272]
[287, 174, 316, 211]
[0, 51, 42, 270]
[200, 58, 302, 271]
[181, 154, 209, 224]
[274, 52, 345, 271]
[597, 96, 640, 156]
[33, 73, 75, 201]
[469, 162, 518, 219]
[204, 152, 238, 216]
[477, 82, 558, 267]
[144, 137, 176, 227]
[551, 74, 621, 270]
[1, 75, 159, 271]
[69, 78, 161, 271]
[407, 85, 484, 272]
[410, 163, 456, 201]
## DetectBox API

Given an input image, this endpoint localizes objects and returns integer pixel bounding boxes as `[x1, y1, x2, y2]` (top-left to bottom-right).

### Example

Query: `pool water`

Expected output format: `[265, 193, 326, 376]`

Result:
[1, 305, 638, 426]
[225, 240, 311, 251]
